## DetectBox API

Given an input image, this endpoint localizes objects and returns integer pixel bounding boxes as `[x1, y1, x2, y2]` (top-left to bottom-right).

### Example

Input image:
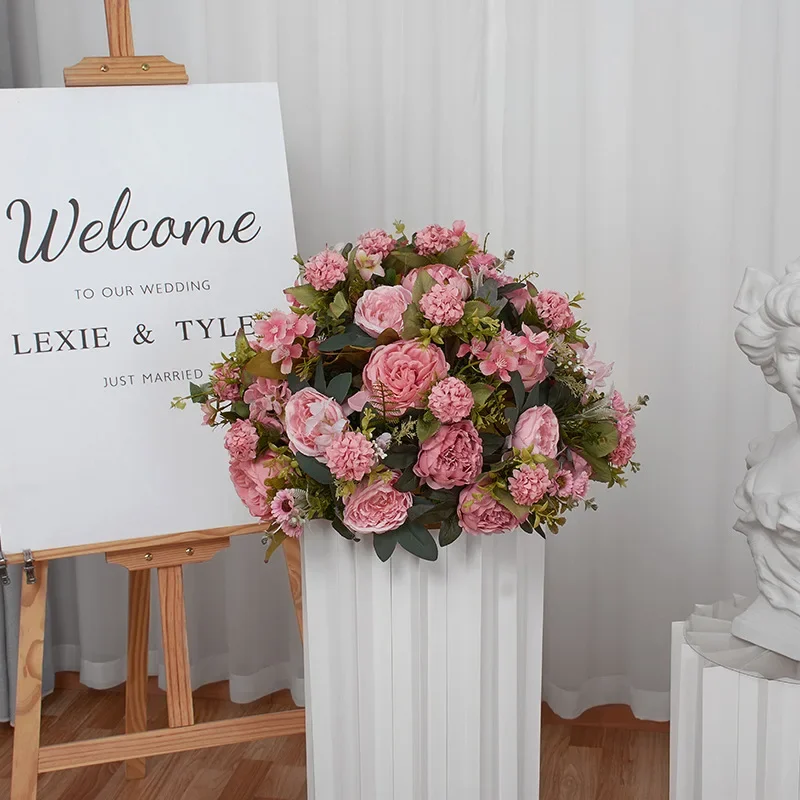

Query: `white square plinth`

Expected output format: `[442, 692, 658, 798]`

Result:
[301, 522, 545, 800]
[670, 621, 800, 800]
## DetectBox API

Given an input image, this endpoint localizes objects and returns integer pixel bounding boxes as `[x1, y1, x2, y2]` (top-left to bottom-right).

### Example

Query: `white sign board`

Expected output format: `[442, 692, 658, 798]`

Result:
[0, 83, 296, 555]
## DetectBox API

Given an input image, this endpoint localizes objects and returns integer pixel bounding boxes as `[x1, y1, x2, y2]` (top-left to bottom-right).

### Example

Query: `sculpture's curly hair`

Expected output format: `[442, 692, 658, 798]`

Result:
[736, 262, 800, 393]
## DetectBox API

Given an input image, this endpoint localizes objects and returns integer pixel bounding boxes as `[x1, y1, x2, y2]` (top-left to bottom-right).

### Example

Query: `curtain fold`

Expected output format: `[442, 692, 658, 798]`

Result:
[3, 0, 798, 721]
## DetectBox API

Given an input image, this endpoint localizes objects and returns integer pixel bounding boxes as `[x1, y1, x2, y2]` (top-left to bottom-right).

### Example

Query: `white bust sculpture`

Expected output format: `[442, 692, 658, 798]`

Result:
[732, 263, 800, 660]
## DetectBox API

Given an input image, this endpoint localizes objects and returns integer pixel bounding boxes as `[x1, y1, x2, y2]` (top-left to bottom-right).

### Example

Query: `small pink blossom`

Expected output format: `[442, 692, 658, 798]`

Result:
[354, 248, 385, 281]
[427, 377, 474, 423]
[517, 325, 551, 389]
[304, 248, 348, 291]
[533, 290, 575, 331]
[201, 403, 215, 426]
[452, 220, 467, 237]
[270, 489, 298, 524]
[574, 342, 613, 398]
[465, 252, 499, 277]
[477, 328, 524, 382]
[419, 283, 465, 326]
[457, 337, 488, 359]
[458, 480, 526, 535]
[511, 406, 560, 457]
[414, 224, 461, 256]
[609, 433, 636, 467]
[354, 285, 412, 337]
[402, 264, 471, 300]
[356, 228, 396, 259]
[508, 463, 550, 506]
[212, 362, 241, 401]
[325, 431, 376, 482]
[254, 310, 315, 350]
[224, 419, 260, 462]
[244, 378, 291, 425]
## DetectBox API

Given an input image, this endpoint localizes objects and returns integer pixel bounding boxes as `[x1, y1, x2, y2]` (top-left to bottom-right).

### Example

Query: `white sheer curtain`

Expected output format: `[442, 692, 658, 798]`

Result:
[3, 0, 798, 721]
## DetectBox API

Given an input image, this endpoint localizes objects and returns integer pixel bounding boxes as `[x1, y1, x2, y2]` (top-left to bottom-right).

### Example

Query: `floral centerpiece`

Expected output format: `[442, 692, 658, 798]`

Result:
[176, 221, 646, 561]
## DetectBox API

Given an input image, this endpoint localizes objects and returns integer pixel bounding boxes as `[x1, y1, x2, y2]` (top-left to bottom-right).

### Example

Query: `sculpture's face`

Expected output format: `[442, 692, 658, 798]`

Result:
[776, 327, 800, 408]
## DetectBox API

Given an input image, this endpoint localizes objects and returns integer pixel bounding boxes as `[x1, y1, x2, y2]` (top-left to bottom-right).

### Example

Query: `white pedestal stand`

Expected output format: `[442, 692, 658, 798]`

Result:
[301, 521, 545, 800]
[671, 597, 800, 800]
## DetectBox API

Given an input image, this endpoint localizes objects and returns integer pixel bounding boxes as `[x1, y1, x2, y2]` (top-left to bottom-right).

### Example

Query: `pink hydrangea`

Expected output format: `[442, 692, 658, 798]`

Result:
[414, 224, 460, 256]
[243, 378, 291, 425]
[402, 264, 471, 300]
[609, 433, 636, 467]
[354, 285, 412, 337]
[413, 421, 483, 490]
[419, 283, 465, 326]
[611, 390, 627, 414]
[304, 248, 348, 291]
[325, 431, 376, 482]
[427, 377, 474, 423]
[457, 480, 527, 535]
[508, 464, 551, 506]
[356, 228, 396, 259]
[533, 290, 575, 331]
[212, 362, 241, 401]
[224, 419, 260, 462]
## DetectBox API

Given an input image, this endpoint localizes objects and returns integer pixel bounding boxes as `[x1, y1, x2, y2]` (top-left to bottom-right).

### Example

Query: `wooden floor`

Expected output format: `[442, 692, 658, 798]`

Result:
[0, 682, 669, 799]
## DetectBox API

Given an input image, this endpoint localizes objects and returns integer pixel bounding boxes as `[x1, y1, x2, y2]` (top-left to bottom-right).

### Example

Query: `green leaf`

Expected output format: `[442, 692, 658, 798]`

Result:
[287, 373, 309, 393]
[479, 433, 506, 454]
[329, 291, 350, 319]
[285, 284, 324, 306]
[494, 488, 529, 519]
[475, 278, 500, 305]
[325, 372, 352, 403]
[232, 401, 250, 419]
[383, 449, 418, 469]
[395, 521, 439, 561]
[341, 243, 353, 259]
[582, 421, 620, 458]
[401, 303, 425, 339]
[295, 453, 335, 485]
[332, 517, 358, 541]
[383, 248, 430, 273]
[396, 464, 419, 492]
[416, 414, 441, 443]
[463, 299, 492, 319]
[188, 381, 209, 404]
[411, 269, 436, 303]
[504, 405, 519, 431]
[314, 359, 326, 392]
[263, 531, 287, 563]
[580, 450, 615, 484]
[408, 496, 435, 520]
[534, 525, 546, 540]
[469, 383, 494, 408]
[245, 351, 285, 380]
[520, 519, 534, 534]
[373, 531, 399, 561]
[318, 324, 377, 352]
[438, 515, 462, 547]
[522, 384, 544, 412]
[437, 240, 472, 268]
[497, 281, 526, 296]
[415, 502, 457, 526]
[510, 371, 525, 410]
[234, 328, 255, 361]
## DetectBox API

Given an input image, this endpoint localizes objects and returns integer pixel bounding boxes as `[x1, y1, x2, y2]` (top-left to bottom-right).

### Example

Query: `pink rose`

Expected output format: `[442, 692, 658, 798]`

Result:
[343, 474, 413, 535]
[511, 406, 559, 457]
[353, 340, 448, 416]
[353, 285, 412, 337]
[356, 228, 396, 259]
[427, 377, 474, 423]
[413, 421, 483, 490]
[224, 419, 260, 462]
[229, 452, 281, 518]
[533, 290, 575, 331]
[284, 387, 347, 459]
[402, 264, 471, 300]
[457, 480, 526, 535]
[419, 283, 465, 326]
[304, 248, 348, 291]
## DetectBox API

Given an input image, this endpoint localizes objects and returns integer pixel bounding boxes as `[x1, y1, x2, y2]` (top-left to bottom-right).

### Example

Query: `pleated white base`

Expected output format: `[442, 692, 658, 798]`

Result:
[301, 520, 545, 800]
[671, 619, 800, 800]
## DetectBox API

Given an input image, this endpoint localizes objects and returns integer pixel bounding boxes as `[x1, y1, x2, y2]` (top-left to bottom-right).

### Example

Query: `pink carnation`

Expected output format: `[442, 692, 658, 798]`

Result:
[343, 474, 413, 535]
[354, 285, 412, 337]
[413, 421, 483, 490]
[229, 452, 282, 519]
[427, 377, 474, 423]
[243, 378, 291, 425]
[609, 433, 636, 467]
[325, 431, 376, 481]
[414, 224, 460, 256]
[224, 419, 260, 462]
[533, 290, 575, 331]
[304, 248, 348, 291]
[458, 480, 526, 535]
[569, 452, 593, 498]
[511, 406, 560, 457]
[508, 463, 550, 506]
[419, 283, 465, 326]
[212, 362, 241, 401]
[356, 228, 396, 259]
[550, 468, 575, 498]
[402, 264, 470, 300]
[270, 489, 298, 523]
[284, 387, 348, 459]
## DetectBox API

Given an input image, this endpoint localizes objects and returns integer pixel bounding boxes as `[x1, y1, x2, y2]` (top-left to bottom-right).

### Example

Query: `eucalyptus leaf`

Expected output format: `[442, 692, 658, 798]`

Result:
[245, 351, 285, 380]
[332, 517, 358, 541]
[504, 405, 519, 431]
[437, 241, 472, 268]
[188, 381, 209, 404]
[408, 497, 435, 520]
[314, 359, 327, 392]
[520, 519, 534, 534]
[416, 414, 441, 443]
[383, 248, 431, 272]
[232, 401, 250, 419]
[415, 503, 457, 526]
[480, 433, 506, 454]
[383, 450, 418, 469]
[522, 384, 544, 412]
[285, 284, 323, 307]
[497, 281, 526, 296]
[295, 453, 335, 485]
[287, 373, 309, 393]
[329, 291, 350, 319]
[396, 464, 419, 492]
[325, 372, 352, 403]
[373, 531, 399, 561]
[411, 269, 436, 304]
[510, 371, 525, 410]
[438, 515, 462, 547]
[318, 324, 377, 352]
[395, 521, 438, 561]
[534, 525, 546, 540]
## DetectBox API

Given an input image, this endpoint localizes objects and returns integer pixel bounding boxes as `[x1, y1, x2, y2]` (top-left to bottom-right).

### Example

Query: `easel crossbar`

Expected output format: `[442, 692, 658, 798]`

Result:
[37, 709, 306, 773]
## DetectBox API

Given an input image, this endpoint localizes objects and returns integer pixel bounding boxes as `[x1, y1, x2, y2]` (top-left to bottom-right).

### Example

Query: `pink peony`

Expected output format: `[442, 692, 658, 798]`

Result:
[229, 452, 282, 518]
[508, 463, 551, 506]
[325, 431, 376, 481]
[284, 387, 347, 459]
[356, 228, 396, 259]
[402, 264, 471, 300]
[609, 433, 636, 467]
[353, 285, 412, 337]
[511, 406, 560, 457]
[413, 421, 483, 490]
[458, 481, 526, 535]
[343, 474, 413, 535]
[224, 419, 260, 462]
[533, 290, 575, 331]
[304, 248, 348, 291]
[419, 283, 465, 326]
[243, 377, 291, 425]
[427, 377, 474, 423]
[212, 362, 241, 401]
[352, 340, 448, 416]
[414, 224, 460, 256]
[517, 324, 551, 389]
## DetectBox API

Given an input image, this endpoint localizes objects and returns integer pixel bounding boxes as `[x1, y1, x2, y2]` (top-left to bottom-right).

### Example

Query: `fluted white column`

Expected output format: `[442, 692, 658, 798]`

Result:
[302, 520, 545, 800]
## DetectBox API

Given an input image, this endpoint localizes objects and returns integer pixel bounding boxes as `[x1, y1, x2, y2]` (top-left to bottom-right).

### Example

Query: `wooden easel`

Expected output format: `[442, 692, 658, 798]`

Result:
[8, 4, 305, 798]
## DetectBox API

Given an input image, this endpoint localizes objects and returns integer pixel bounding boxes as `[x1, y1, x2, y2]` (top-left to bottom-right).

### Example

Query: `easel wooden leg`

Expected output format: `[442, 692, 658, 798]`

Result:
[125, 569, 150, 779]
[283, 538, 304, 644]
[10, 561, 49, 800]
[157, 565, 194, 727]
